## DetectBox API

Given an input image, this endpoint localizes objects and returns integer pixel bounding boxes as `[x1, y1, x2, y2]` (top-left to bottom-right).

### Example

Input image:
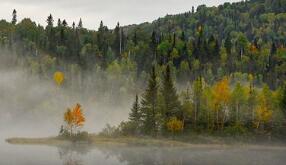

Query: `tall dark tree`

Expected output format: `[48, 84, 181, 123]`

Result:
[172, 33, 176, 48]
[133, 31, 138, 46]
[62, 20, 68, 27]
[12, 9, 17, 25]
[150, 30, 158, 61]
[224, 34, 232, 55]
[78, 18, 83, 28]
[129, 95, 141, 133]
[280, 83, 286, 117]
[46, 14, 54, 27]
[72, 22, 75, 29]
[113, 22, 121, 58]
[161, 65, 182, 131]
[140, 66, 159, 136]
[57, 19, 62, 27]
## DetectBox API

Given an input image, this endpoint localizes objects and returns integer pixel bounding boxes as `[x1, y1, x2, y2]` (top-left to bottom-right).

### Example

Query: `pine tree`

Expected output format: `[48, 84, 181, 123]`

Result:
[129, 95, 141, 133]
[224, 34, 232, 55]
[140, 66, 159, 136]
[150, 31, 157, 61]
[161, 65, 182, 131]
[57, 19, 62, 27]
[72, 22, 75, 29]
[280, 83, 286, 117]
[12, 9, 17, 25]
[113, 22, 121, 58]
[46, 14, 54, 27]
[133, 31, 138, 46]
[78, 18, 83, 28]
[62, 20, 68, 27]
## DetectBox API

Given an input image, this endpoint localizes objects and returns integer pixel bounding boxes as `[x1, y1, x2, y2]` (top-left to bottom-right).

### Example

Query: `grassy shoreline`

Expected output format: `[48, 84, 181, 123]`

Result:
[5, 134, 286, 149]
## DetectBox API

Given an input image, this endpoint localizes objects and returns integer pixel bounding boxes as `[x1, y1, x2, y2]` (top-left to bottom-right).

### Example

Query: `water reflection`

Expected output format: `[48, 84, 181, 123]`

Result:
[58, 144, 91, 165]
[55, 144, 286, 165]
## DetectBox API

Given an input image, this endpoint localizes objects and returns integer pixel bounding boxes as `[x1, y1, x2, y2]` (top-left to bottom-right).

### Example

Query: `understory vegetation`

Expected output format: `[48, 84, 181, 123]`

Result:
[100, 65, 286, 138]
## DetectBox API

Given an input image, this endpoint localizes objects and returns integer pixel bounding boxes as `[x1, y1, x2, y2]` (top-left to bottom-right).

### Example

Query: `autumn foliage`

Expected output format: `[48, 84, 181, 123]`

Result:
[166, 117, 184, 135]
[64, 103, 85, 136]
[54, 71, 64, 86]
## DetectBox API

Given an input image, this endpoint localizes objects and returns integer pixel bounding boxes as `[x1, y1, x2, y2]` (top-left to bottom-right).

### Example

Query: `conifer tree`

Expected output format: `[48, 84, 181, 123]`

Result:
[113, 22, 121, 58]
[62, 20, 68, 27]
[140, 66, 159, 136]
[12, 9, 17, 25]
[72, 22, 75, 29]
[78, 18, 83, 28]
[46, 14, 54, 27]
[129, 95, 141, 133]
[133, 31, 138, 46]
[281, 83, 286, 118]
[57, 19, 62, 27]
[161, 65, 182, 131]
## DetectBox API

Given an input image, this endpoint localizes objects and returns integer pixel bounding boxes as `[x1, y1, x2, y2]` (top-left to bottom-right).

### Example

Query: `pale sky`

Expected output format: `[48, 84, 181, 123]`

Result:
[0, 0, 241, 29]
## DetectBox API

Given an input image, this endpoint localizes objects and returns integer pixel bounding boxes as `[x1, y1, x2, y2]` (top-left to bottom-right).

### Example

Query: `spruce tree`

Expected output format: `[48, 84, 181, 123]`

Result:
[161, 65, 182, 131]
[12, 9, 17, 25]
[46, 14, 54, 27]
[129, 95, 141, 133]
[133, 31, 138, 46]
[140, 66, 159, 136]
[113, 22, 121, 58]
[78, 18, 83, 28]
[281, 83, 286, 117]
[57, 19, 62, 27]
[62, 20, 68, 27]
[72, 22, 75, 29]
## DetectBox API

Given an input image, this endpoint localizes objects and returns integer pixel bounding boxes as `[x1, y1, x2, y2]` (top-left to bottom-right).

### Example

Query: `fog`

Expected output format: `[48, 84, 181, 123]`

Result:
[0, 51, 132, 139]
[1, 51, 286, 165]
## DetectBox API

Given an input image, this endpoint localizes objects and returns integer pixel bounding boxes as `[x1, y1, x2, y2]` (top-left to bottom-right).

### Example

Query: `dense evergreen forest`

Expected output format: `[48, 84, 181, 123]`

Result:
[1, 0, 286, 137]
[0, 0, 285, 88]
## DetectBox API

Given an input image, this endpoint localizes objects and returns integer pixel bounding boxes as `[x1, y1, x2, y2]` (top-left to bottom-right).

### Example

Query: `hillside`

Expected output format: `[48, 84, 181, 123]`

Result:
[0, 0, 285, 89]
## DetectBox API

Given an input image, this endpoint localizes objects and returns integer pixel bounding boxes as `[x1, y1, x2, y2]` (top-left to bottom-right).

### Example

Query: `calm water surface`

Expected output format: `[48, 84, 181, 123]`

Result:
[1, 136, 286, 165]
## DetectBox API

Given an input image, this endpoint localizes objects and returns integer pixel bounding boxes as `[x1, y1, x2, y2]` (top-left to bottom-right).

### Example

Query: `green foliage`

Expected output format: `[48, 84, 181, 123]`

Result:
[280, 83, 286, 117]
[224, 124, 248, 136]
[140, 66, 160, 136]
[160, 65, 182, 131]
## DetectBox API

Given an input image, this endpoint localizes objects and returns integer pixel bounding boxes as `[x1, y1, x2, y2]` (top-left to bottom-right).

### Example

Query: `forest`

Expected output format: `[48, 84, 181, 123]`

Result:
[1, 0, 286, 138]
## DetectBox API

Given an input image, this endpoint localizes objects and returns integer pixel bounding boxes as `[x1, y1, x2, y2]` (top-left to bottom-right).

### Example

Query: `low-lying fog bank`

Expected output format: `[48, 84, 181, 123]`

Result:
[0, 52, 133, 139]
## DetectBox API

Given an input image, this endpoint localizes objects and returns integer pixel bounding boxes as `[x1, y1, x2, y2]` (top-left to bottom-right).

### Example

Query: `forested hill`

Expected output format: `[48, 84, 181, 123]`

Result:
[0, 0, 286, 89]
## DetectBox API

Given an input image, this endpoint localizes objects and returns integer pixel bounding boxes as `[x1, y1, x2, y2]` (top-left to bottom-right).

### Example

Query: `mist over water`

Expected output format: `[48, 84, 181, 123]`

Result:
[1, 52, 286, 165]
[0, 52, 132, 138]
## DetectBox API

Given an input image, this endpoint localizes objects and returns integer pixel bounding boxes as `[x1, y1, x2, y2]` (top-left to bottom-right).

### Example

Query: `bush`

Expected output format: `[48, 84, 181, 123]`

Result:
[117, 121, 137, 136]
[58, 127, 89, 141]
[98, 124, 120, 137]
[224, 124, 248, 136]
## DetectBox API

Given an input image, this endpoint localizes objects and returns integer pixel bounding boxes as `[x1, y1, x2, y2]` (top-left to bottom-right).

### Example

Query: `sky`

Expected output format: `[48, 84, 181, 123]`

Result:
[0, 0, 241, 29]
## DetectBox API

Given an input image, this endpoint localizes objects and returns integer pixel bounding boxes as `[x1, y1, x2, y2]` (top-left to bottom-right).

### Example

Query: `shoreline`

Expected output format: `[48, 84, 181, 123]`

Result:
[6, 136, 286, 150]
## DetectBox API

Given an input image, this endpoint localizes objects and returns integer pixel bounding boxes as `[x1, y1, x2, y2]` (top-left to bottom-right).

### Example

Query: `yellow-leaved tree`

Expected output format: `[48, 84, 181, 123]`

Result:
[54, 71, 64, 86]
[166, 117, 184, 136]
[64, 103, 85, 136]
[255, 85, 273, 130]
[212, 77, 231, 130]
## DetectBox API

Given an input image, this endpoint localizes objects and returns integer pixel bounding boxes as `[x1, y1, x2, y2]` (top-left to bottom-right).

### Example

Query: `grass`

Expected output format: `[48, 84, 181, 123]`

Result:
[6, 133, 286, 149]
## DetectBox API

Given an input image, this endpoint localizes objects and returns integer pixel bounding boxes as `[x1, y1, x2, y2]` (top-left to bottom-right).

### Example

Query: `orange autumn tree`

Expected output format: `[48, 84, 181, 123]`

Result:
[64, 103, 85, 136]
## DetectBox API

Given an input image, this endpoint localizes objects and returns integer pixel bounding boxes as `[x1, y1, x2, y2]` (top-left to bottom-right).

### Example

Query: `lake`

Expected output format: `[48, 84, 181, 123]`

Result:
[1, 135, 286, 165]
